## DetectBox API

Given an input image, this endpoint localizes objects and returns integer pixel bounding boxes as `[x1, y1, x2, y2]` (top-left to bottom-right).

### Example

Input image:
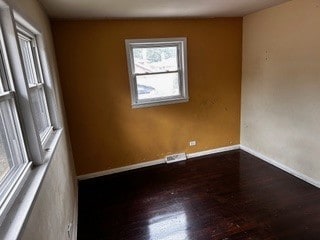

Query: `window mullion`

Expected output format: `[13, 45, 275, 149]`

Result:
[135, 70, 179, 76]
[28, 82, 43, 90]
[0, 91, 14, 101]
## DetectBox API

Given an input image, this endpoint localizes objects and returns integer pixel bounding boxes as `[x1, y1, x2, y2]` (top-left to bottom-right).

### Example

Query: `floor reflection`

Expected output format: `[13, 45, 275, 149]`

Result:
[148, 210, 189, 240]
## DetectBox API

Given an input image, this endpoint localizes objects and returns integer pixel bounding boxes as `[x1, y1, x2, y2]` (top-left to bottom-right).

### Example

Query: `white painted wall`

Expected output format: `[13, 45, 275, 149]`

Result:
[3, 0, 78, 239]
[242, 0, 320, 183]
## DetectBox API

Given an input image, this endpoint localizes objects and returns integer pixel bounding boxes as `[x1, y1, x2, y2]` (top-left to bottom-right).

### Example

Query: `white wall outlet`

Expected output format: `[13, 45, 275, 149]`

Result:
[189, 141, 196, 146]
[67, 222, 73, 239]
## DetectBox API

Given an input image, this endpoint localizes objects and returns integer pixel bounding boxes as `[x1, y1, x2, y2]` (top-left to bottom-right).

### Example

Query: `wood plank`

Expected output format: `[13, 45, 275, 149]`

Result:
[78, 150, 320, 239]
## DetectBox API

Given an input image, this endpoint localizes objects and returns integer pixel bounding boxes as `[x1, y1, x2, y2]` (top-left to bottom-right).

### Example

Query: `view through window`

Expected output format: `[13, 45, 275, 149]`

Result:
[0, 128, 10, 182]
[133, 46, 180, 100]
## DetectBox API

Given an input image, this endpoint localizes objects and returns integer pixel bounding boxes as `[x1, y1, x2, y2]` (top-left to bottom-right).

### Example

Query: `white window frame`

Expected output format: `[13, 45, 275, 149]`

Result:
[16, 23, 53, 145]
[125, 38, 189, 108]
[0, 23, 31, 225]
[0, 3, 63, 238]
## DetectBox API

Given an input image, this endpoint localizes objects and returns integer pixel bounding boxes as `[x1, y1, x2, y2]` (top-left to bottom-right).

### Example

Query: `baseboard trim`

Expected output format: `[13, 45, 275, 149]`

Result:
[240, 145, 320, 188]
[77, 144, 320, 188]
[77, 158, 166, 180]
[77, 144, 240, 181]
[186, 145, 240, 159]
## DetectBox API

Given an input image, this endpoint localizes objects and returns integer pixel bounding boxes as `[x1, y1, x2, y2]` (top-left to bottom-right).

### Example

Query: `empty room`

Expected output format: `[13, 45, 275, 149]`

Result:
[0, 0, 320, 239]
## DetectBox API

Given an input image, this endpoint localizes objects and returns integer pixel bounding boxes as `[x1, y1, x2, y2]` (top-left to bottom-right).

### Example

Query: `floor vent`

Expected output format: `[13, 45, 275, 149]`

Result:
[165, 153, 187, 164]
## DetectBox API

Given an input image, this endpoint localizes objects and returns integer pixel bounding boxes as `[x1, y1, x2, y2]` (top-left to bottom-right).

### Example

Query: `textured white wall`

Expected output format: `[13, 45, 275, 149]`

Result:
[242, 0, 320, 182]
[3, 0, 78, 239]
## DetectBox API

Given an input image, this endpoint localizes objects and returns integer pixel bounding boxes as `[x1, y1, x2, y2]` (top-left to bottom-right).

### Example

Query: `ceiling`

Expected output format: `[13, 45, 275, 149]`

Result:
[39, 0, 290, 19]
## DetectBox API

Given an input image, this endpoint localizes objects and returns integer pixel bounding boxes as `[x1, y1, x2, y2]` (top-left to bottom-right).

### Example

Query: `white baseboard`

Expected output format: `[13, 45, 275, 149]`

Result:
[77, 144, 320, 189]
[240, 145, 320, 188]
[186, 145, 240, 159]
[77, 144, 240, 180]
[77, 158, 166, 180]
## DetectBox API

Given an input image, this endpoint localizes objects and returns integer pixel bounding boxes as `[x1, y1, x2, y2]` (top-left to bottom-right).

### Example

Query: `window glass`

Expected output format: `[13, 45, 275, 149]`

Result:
[126, 38, 188, 108]
[133, 46, 178, 73]
[29, 86, 50, 139]
[0, 50, 9, 93]
[136, 72, 180, 100]
[18, 37, 38, 85]
[0, 76, 4, 93]
[0, 99, 27, 185]
[0, 117, 11, 182]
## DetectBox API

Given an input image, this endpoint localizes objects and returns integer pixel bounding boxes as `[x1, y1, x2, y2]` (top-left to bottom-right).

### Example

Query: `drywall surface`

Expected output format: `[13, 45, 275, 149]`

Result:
[242, 0, 320, 182]
[51, 19, 242, 175]
[3, 0, 78, 239]
[21, 135, 76, 240]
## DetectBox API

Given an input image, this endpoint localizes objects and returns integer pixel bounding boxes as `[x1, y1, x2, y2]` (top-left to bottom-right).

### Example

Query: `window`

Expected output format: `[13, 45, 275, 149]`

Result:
[125, 38, 188, 108]
[0, 4, 61, 233]
[0, 22, 30, 224]
[17, 24, 52, 144]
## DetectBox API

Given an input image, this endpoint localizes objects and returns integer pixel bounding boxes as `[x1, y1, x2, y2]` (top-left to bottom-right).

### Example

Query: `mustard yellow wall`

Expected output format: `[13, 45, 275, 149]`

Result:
[51, 18, 242, 175]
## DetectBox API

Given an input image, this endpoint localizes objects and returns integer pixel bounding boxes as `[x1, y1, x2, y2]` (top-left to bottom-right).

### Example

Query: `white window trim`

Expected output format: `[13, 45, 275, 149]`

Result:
[0, 129, 62, 240]
[0, 8, 43, 165]
[14, 12, 61, 130]
[0, 8, 31, 226]
[0, 3, 63, 239]
[16, 23, 54, 145]
[125, 38, 189, 108]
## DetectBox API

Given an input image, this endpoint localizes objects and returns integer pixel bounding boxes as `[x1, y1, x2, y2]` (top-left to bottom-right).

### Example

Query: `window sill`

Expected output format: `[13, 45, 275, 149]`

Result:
[0, 129, 63, 240]
[132, 98, 189, 109]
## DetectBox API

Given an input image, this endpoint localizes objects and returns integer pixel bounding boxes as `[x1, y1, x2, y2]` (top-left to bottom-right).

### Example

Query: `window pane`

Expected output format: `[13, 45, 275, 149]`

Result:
[0, 123, 11, 182]
[133, 47, 178, 74]
[18, 37, 38, 85]
[0, 74, 4, 93]
[0, 51, 8, 93]
[29, 87, 51, 140]
[0, 100, 27, 183]
[136, 72, 180, 100]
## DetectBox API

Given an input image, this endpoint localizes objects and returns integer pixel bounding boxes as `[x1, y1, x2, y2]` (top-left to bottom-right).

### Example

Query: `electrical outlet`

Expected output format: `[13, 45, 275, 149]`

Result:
[67, 222, 73, 239]
[189, 141, 196, 146]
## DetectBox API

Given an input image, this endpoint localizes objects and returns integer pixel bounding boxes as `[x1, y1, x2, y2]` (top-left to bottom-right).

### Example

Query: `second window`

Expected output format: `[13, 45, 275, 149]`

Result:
[125, 38, 188, 108]
[17, 24, 52, 144]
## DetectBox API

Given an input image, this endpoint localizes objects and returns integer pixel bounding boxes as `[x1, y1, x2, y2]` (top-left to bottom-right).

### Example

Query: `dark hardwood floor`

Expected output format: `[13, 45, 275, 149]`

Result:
[78, 150, 320, 240]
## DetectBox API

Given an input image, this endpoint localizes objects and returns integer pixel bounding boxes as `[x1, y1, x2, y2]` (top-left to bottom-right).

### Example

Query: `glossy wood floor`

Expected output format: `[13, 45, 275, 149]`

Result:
[78, 150, 320, 240]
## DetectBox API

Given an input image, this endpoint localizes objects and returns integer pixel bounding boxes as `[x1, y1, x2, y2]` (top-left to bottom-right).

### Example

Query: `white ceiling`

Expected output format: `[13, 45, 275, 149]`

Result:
[39, 0, 290, 19]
